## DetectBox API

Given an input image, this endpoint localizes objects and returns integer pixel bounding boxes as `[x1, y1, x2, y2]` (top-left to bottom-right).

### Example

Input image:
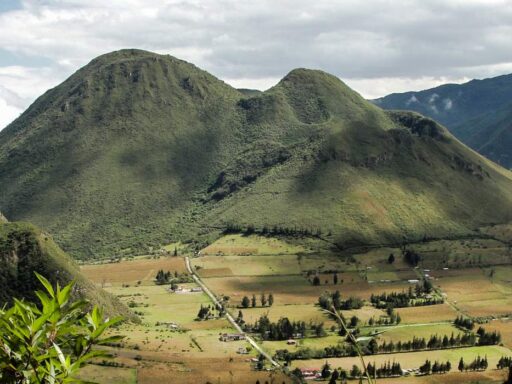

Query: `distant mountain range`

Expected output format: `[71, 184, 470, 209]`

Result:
[373, 74, 512, 169]
[0, 49, 511, 259]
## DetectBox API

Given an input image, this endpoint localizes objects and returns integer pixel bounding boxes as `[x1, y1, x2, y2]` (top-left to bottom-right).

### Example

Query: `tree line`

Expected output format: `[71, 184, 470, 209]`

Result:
[224, 223, 327, 237]
[244, 315, 325, 340]
[370, 283, 442, 310]
[239, 293, 274, 308]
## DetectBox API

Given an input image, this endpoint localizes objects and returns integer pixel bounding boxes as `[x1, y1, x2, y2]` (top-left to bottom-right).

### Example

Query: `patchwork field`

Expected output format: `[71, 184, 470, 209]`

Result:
[81, 256, 187, 286]
[292, 345, 511, 371]
[78, 233, 512, 383]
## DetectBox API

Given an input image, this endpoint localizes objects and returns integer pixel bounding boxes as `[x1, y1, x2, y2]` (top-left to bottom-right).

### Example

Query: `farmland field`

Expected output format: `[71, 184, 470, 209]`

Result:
[78, 233, 512, 383]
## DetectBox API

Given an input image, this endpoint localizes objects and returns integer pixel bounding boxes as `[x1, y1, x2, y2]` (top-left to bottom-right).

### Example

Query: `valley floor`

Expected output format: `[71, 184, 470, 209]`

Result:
[79, 227, 512, 383]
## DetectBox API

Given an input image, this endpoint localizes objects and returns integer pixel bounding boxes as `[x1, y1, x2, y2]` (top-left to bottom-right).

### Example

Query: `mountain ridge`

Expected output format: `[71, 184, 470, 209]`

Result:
[373, 73, 512, 168]
[1, 49, 512, 259]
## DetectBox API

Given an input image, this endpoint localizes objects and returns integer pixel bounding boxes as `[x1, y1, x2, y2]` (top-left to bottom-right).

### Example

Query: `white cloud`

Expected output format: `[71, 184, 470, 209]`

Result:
[0, 0, 511, 128]
[0, 98, 22, 130]
[443, 98, 453, 110]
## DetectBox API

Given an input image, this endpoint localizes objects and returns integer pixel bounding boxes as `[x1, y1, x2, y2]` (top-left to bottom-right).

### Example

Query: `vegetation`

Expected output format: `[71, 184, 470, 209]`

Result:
[0, 274, 123, 383]
[0, 221, 135, 320]
[318, 291, 364, 311]
[2, 50, 512, 259]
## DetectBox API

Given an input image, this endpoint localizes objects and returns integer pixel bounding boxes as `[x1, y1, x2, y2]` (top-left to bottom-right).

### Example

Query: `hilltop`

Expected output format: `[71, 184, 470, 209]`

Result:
[373, 74, 512, 168]
[0, 220, 136, 320]
[1, 49, 512, 258]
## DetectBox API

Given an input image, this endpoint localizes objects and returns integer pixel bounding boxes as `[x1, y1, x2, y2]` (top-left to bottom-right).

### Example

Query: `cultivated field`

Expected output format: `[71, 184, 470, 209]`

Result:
[78, 233, 512, 383]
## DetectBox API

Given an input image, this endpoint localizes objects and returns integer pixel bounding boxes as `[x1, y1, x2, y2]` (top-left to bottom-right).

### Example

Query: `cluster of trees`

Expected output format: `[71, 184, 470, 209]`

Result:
[403, 249, 421, 266]
[419, 360, 452, 375]
[454, 315, 474, 330]
[370, 285, 442, 309]
[476, 326, 501, 345]
[196, 304, 214, 320]
[458, 356, 489, 372]
[497, 356, 512, 369]
[244, 315, 324, 340]
[318, 291, 364, 311]
[155, 269, 191, 285]
[368, 310, 401, 326]
[240, 293, 274, 308]
[366, 361, 403, 378]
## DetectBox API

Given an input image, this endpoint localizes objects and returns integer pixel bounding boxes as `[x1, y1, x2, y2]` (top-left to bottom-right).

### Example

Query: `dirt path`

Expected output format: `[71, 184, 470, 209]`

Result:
[185, 256, 281, 368]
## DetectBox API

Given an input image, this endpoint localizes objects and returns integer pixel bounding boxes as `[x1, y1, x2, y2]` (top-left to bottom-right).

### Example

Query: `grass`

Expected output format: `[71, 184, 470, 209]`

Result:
[81, 256, 187, 286]
[375, 323, 464, 343]
[75, 365, 137, 384]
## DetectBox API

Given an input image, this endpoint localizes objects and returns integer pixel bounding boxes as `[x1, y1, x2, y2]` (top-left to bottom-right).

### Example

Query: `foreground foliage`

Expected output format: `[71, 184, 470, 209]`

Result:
[0, 274, 123, 383]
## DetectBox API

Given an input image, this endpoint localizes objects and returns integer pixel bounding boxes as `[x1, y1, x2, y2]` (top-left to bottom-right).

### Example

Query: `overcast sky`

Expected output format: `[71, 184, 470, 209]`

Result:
[1, 0, 512, 130]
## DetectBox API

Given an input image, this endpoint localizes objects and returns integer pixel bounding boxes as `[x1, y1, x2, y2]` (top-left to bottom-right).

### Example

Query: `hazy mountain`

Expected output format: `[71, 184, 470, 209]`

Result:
[373, 74, 512, 168]
[0, 219, 136, 320]
[1, 49, 511, 259]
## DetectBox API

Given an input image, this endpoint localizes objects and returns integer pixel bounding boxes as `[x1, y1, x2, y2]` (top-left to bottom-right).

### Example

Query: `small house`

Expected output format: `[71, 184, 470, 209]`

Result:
[219, 333, 246, 342]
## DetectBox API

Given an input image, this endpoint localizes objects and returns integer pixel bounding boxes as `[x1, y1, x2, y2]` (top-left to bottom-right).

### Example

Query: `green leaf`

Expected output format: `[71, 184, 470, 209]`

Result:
[35, 272, 55, 298]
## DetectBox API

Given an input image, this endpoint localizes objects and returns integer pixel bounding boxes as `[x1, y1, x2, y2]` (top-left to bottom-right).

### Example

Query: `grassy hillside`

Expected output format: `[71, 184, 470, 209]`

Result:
[451, 102, 512, 168]
[0, 220, 136, 320]
[1, 49, 512, 258]
[373, 74, 512, 169]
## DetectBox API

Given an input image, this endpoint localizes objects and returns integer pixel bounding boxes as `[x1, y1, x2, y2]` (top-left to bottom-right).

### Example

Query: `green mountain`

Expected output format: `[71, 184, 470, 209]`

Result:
[0, 218, 135, 320]
[373, 74, 512, 168]
[1, 49, 512, 259]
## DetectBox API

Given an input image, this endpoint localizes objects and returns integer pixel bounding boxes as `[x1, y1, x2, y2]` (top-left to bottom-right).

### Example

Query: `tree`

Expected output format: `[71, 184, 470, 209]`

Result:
[0, 273, 123, 384]
[252, 294, 257, 308]
[261, 293, 267, 307]
[388, 253, 395, 264]
[241, 296, 250, 308]
[236, 310, 244, 324]
[350, 365, 362, 378]
[506, 364, 512, 384]
[321, 361, 331, 379]
[458, 357, 465, 372]
[268, 293, 274, 307]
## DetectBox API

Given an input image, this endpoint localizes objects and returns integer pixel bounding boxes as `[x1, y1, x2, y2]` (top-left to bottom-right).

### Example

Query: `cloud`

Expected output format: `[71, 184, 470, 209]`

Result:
[0, 0, 512, 128]
[443, 98, 453, 110]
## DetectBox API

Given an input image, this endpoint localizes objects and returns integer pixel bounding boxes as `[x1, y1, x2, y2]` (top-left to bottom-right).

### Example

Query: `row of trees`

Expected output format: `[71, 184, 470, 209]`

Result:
[498, 356, 512, 369]
[366, 361, 403, 377]
[377, 333, 478, 354]
[318, 291, 364, 311]
[458, 356, 489, 372]
[240, 293, 274, 308]
[419, 360, 452, 374]
[224, 223, 326, 237]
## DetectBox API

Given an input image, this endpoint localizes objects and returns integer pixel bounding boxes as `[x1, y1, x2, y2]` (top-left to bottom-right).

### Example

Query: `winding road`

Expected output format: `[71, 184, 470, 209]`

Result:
[185, 256, 280, 368]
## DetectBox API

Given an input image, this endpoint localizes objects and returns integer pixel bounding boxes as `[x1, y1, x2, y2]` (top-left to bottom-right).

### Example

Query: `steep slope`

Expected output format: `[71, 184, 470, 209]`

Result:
[0, 220, 136, 320]
[450, 102, 512, 167]
[373, 74, 512, 168]
[1, 49, 512, 257]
